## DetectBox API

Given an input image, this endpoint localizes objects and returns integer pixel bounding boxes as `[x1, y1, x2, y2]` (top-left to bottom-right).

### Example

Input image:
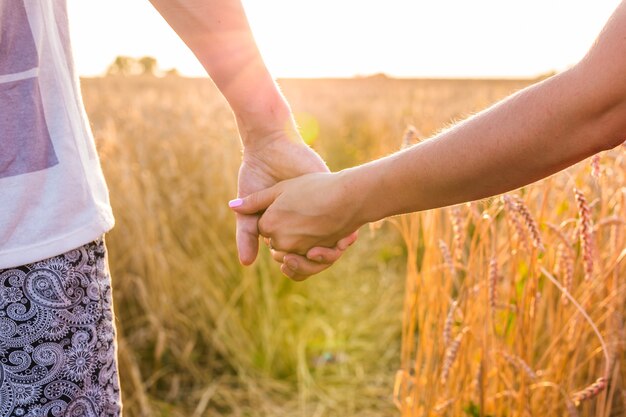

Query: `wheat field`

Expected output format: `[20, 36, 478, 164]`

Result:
[81, 75, 625, 417]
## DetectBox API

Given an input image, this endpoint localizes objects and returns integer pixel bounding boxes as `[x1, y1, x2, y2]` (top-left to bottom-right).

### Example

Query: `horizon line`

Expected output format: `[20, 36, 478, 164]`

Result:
[80, 72, 552, 81]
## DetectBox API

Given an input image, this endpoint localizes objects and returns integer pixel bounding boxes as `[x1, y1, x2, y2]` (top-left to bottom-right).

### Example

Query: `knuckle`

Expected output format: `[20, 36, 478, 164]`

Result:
[263, 217, 278, 234]
[283, 238, 302, 254]
[272, 237, 287, 252]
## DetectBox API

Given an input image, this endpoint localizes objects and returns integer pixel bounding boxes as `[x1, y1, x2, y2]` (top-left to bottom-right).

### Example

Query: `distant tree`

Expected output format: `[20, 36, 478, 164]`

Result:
[164, 68, 179, 77]
[366, 72, 390, 80]
[106, 56, 167, 77]
[138, 56, 158, 75]
[106, 56, 135, 76]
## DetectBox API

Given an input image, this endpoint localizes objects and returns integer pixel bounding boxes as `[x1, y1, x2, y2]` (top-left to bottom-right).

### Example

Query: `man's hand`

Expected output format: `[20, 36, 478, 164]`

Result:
[148, 0, 357, 279]
[236, 126, 356, 280]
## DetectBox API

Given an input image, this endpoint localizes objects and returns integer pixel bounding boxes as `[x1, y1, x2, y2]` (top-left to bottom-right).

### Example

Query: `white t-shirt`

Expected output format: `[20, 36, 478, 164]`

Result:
[0, 0, 114, 268]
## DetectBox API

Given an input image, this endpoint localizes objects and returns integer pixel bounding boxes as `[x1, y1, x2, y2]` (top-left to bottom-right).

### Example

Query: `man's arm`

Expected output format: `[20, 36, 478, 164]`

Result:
[148, 0, 288, 145]
[148, 0, 356, 277]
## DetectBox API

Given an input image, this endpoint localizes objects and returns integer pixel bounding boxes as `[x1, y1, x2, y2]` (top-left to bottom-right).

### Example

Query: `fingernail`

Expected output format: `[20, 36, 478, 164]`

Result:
[228, 198, 243, 208]
[286, 258, 298, 270]
[316, 256, 324, 262]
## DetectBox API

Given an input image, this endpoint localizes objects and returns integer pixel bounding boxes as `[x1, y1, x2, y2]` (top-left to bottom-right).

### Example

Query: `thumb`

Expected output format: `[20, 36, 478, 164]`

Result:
[228, 186, 279, 214]
[236, 213, 260, 266]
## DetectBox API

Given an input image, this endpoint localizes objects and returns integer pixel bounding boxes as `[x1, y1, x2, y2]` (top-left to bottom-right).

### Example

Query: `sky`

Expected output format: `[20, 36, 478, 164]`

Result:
[68, 0, 622, 79]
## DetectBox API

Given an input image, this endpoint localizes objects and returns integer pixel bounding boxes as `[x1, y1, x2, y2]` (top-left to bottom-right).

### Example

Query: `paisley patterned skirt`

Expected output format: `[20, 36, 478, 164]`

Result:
[0, 238, 122, 416]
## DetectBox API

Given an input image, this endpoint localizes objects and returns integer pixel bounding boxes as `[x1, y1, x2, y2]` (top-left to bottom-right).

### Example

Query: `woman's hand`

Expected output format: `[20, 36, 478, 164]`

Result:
[236, 128, 357, 280]
[230, 170, 363, 279]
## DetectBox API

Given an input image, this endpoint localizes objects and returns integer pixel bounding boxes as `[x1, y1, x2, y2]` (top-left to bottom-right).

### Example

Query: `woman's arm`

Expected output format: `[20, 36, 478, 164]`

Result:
[149, 0, 356, 275]
[230, 1, 626, 269]
[357, 32, 626, 224]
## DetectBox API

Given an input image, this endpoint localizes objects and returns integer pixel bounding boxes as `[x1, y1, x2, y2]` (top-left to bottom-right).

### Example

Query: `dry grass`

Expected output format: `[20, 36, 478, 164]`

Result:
[393, 138, 626, 416]
[81, 75, 625, 416]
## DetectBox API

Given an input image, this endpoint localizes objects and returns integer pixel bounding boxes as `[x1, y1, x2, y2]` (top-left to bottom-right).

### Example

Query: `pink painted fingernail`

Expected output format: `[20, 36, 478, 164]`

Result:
[228, 198, 243, 208]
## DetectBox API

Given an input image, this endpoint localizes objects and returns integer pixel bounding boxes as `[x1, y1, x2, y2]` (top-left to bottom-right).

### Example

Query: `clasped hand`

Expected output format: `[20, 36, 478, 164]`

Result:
[234, 130, 358, 281]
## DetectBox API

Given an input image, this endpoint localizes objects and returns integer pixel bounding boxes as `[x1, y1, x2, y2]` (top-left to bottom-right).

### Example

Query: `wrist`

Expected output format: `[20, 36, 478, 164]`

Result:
[235, 87, 297, 150]
[336, 165, 383, 229]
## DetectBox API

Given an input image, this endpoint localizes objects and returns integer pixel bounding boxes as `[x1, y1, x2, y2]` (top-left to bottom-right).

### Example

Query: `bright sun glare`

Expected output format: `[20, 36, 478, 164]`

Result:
[69, 0, 621, 78]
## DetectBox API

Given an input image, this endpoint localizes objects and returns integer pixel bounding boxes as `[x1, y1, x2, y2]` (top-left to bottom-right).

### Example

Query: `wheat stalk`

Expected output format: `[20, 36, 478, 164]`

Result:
[450, 206, 466, 261]
[590, 154, 601, 178]
[511, 194, 545, 252]
[574, 188, 594, 280]
[439, 239, 456, 276]
[440, 328, 468, 385]
[571, 377, 608, 405]
[502, 194, 530, 251]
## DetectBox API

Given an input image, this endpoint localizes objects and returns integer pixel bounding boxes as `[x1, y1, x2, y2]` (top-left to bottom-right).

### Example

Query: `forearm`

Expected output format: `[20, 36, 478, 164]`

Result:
[344, 2, 626, 224]
[149, 0, 292, 144]
[349, 65, 626, 224]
